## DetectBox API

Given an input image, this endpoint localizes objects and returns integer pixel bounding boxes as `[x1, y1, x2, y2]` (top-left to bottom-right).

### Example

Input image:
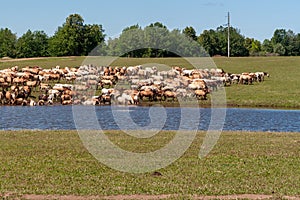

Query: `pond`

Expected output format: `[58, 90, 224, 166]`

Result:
[1, 105, 299, 132]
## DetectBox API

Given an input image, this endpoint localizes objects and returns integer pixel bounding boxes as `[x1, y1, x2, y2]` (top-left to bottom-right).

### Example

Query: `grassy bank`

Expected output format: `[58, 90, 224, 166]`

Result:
[0, 130, 299, 199]
[1, 56, 299, 108]
[214, 57, 300, 108]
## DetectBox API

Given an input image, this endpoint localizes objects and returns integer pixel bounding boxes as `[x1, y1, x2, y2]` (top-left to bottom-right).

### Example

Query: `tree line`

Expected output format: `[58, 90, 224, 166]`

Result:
[1, 13, 300, 58]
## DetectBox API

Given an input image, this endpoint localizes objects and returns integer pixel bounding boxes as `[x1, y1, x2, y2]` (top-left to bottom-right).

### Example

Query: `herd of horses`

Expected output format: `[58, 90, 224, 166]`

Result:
[0, 64, 269, 106]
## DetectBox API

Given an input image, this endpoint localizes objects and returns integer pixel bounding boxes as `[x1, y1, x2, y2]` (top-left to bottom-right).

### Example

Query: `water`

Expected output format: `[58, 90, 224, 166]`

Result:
[0, 106, 299, 132]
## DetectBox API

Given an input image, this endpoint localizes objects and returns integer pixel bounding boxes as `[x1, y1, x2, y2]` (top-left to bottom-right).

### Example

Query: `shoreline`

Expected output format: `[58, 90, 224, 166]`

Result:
[1, 102, 300, 110]
[139, 102, 300, 110]
[1, 129, 299, 134]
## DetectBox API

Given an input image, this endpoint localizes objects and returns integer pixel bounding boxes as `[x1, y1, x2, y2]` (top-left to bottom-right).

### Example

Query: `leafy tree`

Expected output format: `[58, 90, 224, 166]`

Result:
[199, 26, 248, 56]
[273, 43, 286, 55]
[225, 27, 248, 56]
[148, 22, 167, 29]
[143, 23, 169, 57]
[284, 30, 298, 56]
[270, 29, 298, 56]
[198, 29, 222, 56]
[119, 26, 145, 57]
[183, 26, 197, 41]
[0, 28, 17, 58]
[16, 30, 49, 58]
[49, 14, 104, 56]
[294, 34, 300, 56]
[172, 29, 207, 57]
[49, 14, 84, 56]
[271, 29, 287, 45]
[83, 24, 105, 55]
[106, 37, 121, 56]
[244, 38, 253, 50]
[261, 39, 273, 54]
[215, 26, 230, 56]
[251, 40, 262, 54]
[122, 24, 140, 32]
[109, 22, 170, 57]
[106, 22, 205, 57]
[245, 38, 261, 56]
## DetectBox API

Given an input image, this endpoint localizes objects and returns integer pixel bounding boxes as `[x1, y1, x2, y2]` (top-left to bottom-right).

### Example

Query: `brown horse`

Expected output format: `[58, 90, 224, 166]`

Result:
[239, 73, 254, 85]
[100, 94, 111, 105]
[22, 86, 31, 99]
[26, 80, 40, 91]
[163, 90, 177, 101]
[5, 91, 14, 104]
[139, 90, 154, 101]
[13, 98, 27, 106]
[48, 73, 61, 82]
[61, 94, 72, 103]
[62, 100, 72, 105]
[13, 77, 26, 85]
[194, 89, 209, 100]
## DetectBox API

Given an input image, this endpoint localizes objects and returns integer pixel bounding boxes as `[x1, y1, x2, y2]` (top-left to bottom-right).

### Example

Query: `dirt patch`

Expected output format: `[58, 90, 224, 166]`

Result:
[0, 57, 47, 62]
[2, 194, 298, 200]
[0, 56, 79, 63]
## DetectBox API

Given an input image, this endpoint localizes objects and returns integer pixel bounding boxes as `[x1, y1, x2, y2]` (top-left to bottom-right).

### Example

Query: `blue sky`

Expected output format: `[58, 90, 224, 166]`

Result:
[1, 0, 299, 41]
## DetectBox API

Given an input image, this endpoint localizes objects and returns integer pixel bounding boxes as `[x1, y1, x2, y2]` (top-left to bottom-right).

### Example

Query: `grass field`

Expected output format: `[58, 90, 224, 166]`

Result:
[0, 130, 299, 199]
[0, 57, 299, 199]
[1, 56, 300, 108]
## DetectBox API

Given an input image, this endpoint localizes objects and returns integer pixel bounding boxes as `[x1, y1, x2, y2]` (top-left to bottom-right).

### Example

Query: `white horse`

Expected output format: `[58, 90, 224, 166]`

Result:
[115, 93, 134, 105]
[29, 99, 36, 106]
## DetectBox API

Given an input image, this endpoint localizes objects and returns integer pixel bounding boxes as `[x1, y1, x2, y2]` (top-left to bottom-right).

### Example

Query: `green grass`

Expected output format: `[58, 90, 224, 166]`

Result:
[0, 56, 86, 69]
[214, 57, 300, 108]
[0, 130, 299, 198]
[1, 56, 300, 108]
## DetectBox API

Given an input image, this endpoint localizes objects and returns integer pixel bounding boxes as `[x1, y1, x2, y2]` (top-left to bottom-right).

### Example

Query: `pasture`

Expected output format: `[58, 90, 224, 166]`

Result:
[0, 57, 299, 199]
[1, 56, 299, 108]
[0, 130, 299, 199]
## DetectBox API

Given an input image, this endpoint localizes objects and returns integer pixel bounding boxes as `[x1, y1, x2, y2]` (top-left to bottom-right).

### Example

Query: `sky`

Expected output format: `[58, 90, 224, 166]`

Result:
[1, 0, 300, 41]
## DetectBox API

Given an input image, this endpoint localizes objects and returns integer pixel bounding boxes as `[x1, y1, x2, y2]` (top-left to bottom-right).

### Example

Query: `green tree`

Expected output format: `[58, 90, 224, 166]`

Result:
[244, 38, 261, 56]
[225, 27, 248, 56]
[112, 22, 170, 57]
[270, 29, 297, 56]
[148, 22, 167, 29]
[273, 43, 286, 55]
[261, 39, 273, 54]
[0, 28, 17, 58]
[271, 29, 287, 45]
[83, 24, 106, 55]
[198, 29, 223, 56]
[122, 24, 140, 32]
[49, 14, 105, 56]
[285, 30, 298, 56]
[106, 23, 205, 57]
[199, 26, 248, 56]
[294, 34, 300, 56]
[119, 26, 145, 57]
[49, 14, 84, 56]
[106, 37, 120, 56]
[16, 30, 49, 58]
[144, 23, 169, 57]
[183, 26, 197, 41]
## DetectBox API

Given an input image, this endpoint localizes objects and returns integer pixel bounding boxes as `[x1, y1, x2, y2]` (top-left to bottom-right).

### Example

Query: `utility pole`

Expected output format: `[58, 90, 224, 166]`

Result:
[227, 12, 230, 58]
